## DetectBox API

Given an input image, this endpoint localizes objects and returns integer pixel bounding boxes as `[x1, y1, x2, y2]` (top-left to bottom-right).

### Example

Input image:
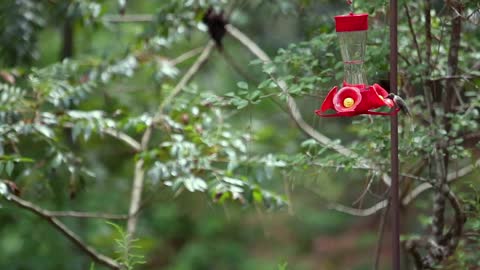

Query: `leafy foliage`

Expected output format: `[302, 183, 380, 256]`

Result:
[108, 222, 146, 270]
[0, 0, 478, 269]
[0, 0, 45, 66]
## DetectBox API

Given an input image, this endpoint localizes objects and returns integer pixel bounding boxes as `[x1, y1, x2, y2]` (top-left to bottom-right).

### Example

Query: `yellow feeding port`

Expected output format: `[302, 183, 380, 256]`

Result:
[343, 97, 354, 108]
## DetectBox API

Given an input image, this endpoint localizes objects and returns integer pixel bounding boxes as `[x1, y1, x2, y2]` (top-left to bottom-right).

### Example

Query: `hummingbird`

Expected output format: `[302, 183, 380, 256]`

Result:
[387, 93, 411, 116]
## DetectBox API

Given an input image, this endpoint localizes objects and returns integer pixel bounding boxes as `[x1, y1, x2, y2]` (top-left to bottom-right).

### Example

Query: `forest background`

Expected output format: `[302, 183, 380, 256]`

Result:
[0, 0, 479, 269]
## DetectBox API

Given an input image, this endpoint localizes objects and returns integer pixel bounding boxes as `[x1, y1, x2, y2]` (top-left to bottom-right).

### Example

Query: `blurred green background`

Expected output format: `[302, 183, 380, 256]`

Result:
[0, 0, 479, 270]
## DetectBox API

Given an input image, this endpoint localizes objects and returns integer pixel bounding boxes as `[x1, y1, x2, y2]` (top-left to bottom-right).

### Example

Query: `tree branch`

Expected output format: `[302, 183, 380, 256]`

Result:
[328, 158, 479, 217]
[102, 127, 141, 152]
[404, 3, 423, 63]
[425, 0, 432, 68]
[126, 125, 152, 236]
[402, 159, 480, 205]
[6, 195, 121, 269]
[127, 159, 145, 236]
[127, 42, 214, 237]
[428, 74, 479, 82]
[374, 199, 391, 270]
[103, 14, 154, 23]
[169, 47, 204, 66]
[445, 0, 463, 113]
[49, 210, 129, 220]
[62, 123, 141, 152]
[157, 41, 215, 115]
[407, 185, 466, 269]
[328, 200, 388, 217]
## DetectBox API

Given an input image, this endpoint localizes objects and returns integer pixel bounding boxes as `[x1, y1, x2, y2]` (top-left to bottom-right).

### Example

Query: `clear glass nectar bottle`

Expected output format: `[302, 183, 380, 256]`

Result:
[334, 13, 369, 87]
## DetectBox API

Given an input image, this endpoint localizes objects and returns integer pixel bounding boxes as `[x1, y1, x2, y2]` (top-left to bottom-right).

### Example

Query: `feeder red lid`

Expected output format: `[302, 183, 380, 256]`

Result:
[335, 13, 368, 32]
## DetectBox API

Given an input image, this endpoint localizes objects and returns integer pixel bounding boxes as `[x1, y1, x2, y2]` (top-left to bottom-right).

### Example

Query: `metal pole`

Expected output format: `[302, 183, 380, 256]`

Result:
[389, 0, 401, 269]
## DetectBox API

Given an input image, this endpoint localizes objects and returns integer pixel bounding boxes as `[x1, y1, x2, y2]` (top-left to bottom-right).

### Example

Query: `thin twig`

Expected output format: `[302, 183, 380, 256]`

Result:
[157, 41, 215, 115]
[103, 127, 141, 152]
[374, 199, 391, 270]
[353, 175, 376, 206]
[6, 195, 121, 269]
[218, 46, 290, 114]
[404, 3, 423, 63]
[62, 123, 141, 152]
[220, 49, 258, 83]
[328, 200, 388, 217]
[398, 52, 411, 66]
[169, 47, 204, 66]
[103, 14, 154, 23]
[49, 211, 129, 220]
[403, 159, 480, 205]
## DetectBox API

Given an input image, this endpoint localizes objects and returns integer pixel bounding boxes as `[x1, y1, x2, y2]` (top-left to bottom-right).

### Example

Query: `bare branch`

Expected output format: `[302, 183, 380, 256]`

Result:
[157, 41, 215, 115]
[169, 47, 204, 66]
[374, 200, 391, 270]
[428, 74, 480, 82]
[402, 159, 480, 205]
[102, 127, 141, 152]
[225, 25, 270, 60]
[353, 175, 376, 206]
[398, 52, 412, 66]
[127, 159, 145, 236]
[126, 126, 152, 236]
[6, 195, 121, 269]
[328, 200, 388, 217]
[49, 210, 129, 220]
[404, 3, 423, 63]
[103, 14, 154, 23]
[407, 185, 466, 268]
[324, 158, 479, 217]
[62, 123, 141, 152]
[311, 162, 375, 171]
[127, 42, 214, 237]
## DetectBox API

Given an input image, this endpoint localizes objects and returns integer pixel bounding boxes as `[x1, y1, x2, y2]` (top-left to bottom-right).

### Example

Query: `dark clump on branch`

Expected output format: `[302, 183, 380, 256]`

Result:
[3, 180, 21, 197]
[202, 7, 228, 50]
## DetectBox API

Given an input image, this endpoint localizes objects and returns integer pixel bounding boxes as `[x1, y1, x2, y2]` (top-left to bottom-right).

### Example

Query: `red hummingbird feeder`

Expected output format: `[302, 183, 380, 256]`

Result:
[315, 12, 398, 117]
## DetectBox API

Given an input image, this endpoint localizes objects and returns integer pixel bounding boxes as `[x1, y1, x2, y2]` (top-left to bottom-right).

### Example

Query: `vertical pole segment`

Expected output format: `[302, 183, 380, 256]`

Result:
[390, 0, 401, 269]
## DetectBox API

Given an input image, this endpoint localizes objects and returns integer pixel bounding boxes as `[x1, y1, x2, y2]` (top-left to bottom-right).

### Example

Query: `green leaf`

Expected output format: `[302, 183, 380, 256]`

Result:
[6, 161, 14, 176]
[237, 81, 248, 90]
[263, 62, 276, 74]
[258, 78, 272, 89]
[232, 98, 249, 109]
[249, 59, 263, 65]
[277, 262, 288, 270]
[34, 124, 54, 139]
[253, 189, 263, 203]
